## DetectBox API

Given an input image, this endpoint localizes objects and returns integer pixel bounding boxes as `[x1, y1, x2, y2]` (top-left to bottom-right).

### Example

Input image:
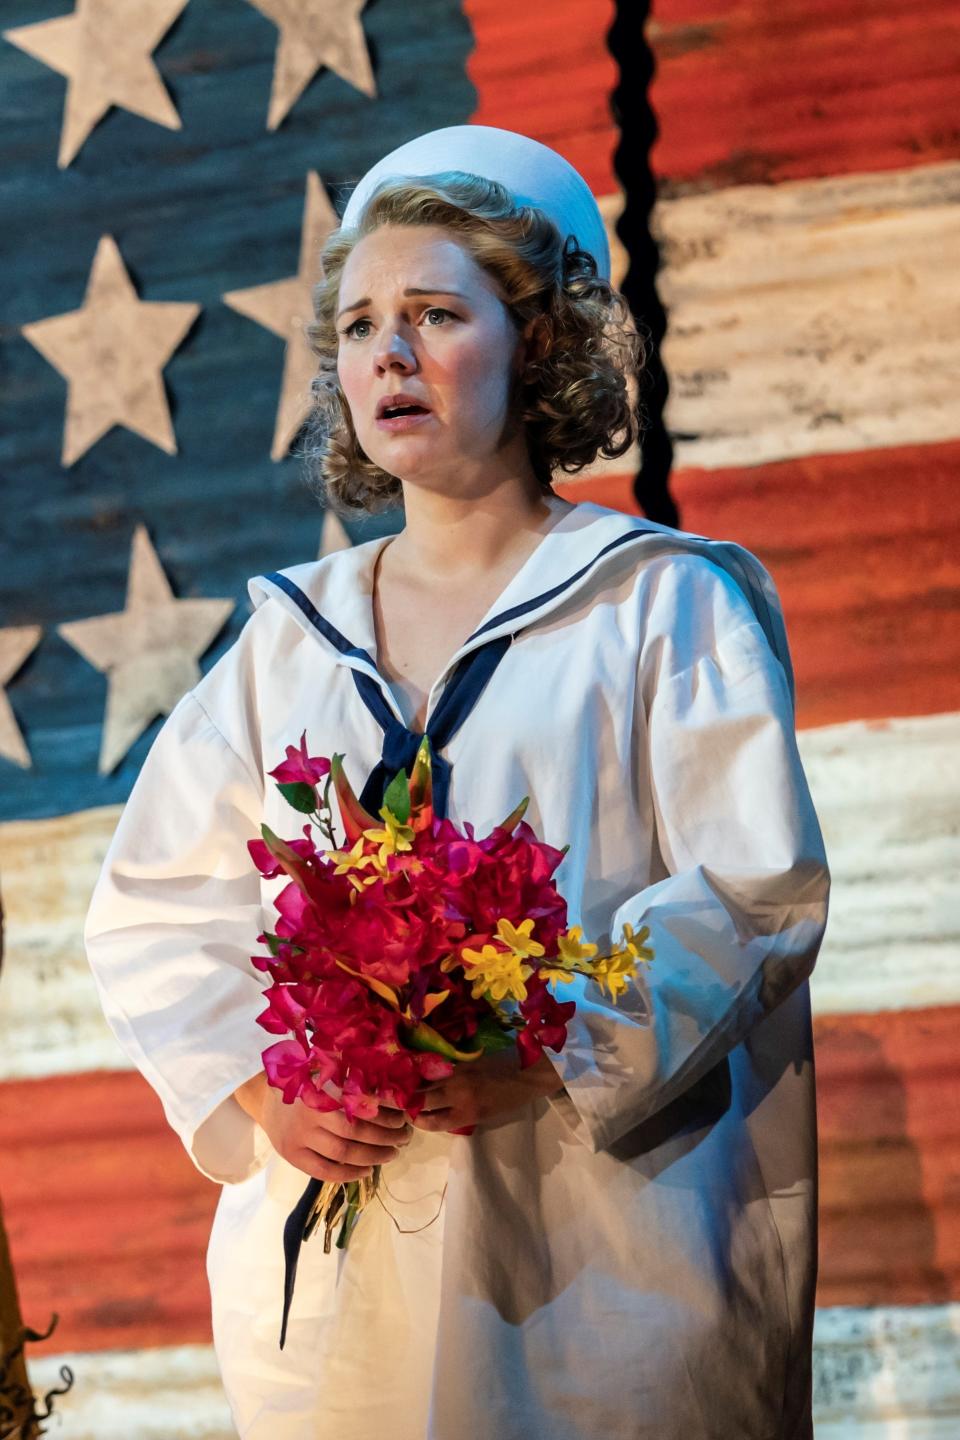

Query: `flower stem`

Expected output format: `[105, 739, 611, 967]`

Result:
[335, 1181, 361, 1250]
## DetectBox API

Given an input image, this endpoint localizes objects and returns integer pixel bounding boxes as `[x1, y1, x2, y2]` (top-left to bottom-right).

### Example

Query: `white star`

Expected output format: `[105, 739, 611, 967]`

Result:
[317, 509, 353, 561]
[4, 0, 189, 168]
[223, 171, 338, 460]
[0, 627, 42, 769]
[244, 0, 376, 130]
[58, 526, 234, 774]
[20, 235, 200, 467]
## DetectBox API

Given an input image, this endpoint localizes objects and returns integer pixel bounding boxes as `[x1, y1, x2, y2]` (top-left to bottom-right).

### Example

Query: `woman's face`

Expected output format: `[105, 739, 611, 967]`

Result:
[335, 223, 532, 489]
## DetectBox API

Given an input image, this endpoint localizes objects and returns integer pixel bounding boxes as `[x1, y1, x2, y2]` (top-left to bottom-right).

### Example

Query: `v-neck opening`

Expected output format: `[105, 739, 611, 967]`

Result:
[367, 496, 580, 730]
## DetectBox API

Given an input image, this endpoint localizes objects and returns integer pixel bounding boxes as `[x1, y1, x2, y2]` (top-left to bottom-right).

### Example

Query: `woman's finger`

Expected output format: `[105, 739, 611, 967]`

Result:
[415, 1088, 452, 1113]
[291, 1147, 377, 1184]
[293, 1111, 400, 1162]
[307, 1108, 412, 1147]
[412, 1108, 455, 1131]
[320, 1129, 402, 1166]
[372, 1105, 414, 1130]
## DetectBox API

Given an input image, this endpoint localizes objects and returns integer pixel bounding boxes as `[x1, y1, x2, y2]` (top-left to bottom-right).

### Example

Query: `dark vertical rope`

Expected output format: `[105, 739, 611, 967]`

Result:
[608, 2, 680, 528]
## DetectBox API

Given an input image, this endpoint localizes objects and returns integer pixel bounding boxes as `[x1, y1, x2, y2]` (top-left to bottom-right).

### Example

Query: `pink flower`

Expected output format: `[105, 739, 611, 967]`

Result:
[247, 834, 317, 879]
[274, 880, 312, 931]
[268, 732, 331, 787]
[336, 1025, 455, 1121]
[261, 1037, 339, 1108]
[256, 981, 318, 1036]
[339, 1078, 382, 1123]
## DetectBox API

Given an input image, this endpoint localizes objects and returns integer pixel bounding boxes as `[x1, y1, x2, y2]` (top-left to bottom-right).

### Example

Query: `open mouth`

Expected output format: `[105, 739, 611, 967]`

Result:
[380, 404, 430, 418]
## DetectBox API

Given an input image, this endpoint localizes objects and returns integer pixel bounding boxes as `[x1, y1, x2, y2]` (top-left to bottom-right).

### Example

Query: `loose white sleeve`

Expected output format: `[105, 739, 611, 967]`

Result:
[84, 645, 273, 1185]
[548, 556, 830, 1153]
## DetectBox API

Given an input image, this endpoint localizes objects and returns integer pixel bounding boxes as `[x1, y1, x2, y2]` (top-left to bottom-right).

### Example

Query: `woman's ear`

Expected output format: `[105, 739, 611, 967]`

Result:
[521, 314, 552, 367]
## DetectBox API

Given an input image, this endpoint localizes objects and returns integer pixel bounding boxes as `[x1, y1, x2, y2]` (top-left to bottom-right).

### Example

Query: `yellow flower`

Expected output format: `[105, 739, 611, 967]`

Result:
[538, 964, 578, 987]
[460, 942, 534, 1003]
[538, 926, 598, 988]
[362, 808, 415, 868]
[494, 916, 545, 960]
[621, 921, 654, 964]
[556, 924, 598, 968]
[587, 947, 638, 1003]
[532, 927, 592, 984]
[327, 836, 376, 875]
[346, 869, 384, 896]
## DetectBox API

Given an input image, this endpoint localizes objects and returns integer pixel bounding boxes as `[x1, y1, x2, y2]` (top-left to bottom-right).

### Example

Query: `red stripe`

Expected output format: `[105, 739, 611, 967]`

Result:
[557, 442, 960, 728]
[0, 1072, 217, 1351]
[816, 1006, 960, 1308]
[463, 0, 619, 195]
[647, 0, 960, 187]
[3, 1003, 959, 1351]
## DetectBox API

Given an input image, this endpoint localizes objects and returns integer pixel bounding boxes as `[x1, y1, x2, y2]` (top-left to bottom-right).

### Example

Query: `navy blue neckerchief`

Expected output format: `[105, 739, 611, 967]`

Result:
[271, 574, 514, 1348]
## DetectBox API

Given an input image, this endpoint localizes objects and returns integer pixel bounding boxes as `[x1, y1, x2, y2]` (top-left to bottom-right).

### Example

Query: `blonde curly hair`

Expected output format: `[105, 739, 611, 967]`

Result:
[301, 171, 646, 517]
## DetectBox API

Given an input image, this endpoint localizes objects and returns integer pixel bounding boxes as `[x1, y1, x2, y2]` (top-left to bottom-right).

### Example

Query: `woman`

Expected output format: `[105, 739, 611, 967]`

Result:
[84, 125, 829, 1439]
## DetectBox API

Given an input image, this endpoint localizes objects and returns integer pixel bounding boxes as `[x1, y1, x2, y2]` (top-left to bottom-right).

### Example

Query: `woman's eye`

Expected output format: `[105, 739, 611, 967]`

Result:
[340, 307, 454, 340]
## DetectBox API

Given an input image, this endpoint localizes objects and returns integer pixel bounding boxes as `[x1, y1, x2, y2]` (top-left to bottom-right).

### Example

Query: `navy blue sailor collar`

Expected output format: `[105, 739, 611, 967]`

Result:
[247, 500, 795, 717]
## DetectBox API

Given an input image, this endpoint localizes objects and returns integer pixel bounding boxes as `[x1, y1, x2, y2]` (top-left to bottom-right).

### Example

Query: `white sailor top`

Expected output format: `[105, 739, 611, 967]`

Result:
[84, 498, 830, 1440]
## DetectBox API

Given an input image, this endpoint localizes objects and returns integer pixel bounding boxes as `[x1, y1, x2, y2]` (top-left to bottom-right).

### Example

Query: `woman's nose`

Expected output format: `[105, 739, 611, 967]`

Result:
[374, 326, 417, 373]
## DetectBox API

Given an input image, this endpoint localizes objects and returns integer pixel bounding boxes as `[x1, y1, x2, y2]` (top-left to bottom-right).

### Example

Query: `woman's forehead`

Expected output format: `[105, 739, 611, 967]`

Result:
[341, 224, 497, 300]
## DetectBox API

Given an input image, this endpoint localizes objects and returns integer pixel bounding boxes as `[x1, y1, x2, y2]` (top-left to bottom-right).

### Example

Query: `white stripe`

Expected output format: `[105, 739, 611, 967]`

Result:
[1, 711, 956, 1081]
[813, 1303, 960, 1436]
[652, 160, 960, 469]
[799, 711, 960, 1015]
[25, 1344, 233, 1439]
[0, 806, 131, 1077]
[0, 805, 130, 1077]
[23, 1304, 960, 1437]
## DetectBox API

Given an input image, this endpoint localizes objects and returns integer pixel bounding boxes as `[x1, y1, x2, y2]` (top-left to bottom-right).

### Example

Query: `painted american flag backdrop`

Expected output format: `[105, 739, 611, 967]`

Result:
[1, 0, 958, 1434]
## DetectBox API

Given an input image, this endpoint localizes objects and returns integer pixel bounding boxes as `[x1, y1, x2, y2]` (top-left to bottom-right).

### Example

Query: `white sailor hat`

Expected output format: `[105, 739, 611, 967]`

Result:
[339, 124, 610, 281]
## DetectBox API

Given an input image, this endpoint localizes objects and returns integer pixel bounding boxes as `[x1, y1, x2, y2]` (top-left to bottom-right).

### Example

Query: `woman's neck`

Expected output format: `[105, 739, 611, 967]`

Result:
[385, 487, 575, 586]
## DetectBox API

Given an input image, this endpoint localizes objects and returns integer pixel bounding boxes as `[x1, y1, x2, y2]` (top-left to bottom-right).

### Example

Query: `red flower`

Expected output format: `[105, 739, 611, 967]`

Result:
[251, 741, 625, 1131]
[517, 976, 577, 1068]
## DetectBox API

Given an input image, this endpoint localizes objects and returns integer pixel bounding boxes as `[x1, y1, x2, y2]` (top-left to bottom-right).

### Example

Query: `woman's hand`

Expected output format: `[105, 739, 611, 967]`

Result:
[233, 1072, 413, 1184]
[409, 1048, 565, 1134]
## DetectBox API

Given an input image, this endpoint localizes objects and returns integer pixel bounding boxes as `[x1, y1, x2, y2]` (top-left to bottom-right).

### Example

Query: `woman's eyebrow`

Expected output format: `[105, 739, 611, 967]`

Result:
[337, 287, 468, 319]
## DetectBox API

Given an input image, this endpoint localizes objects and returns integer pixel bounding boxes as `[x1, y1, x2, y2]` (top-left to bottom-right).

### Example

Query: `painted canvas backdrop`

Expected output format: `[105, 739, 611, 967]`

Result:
[1, 0, 957, 1432]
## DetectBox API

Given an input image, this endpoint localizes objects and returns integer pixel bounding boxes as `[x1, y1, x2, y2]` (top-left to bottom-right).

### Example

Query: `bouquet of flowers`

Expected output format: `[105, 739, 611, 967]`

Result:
[248, 731, 653, 1256]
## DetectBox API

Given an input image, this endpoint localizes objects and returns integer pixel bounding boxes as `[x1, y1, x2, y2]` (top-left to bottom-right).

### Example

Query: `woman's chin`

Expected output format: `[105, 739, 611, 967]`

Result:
[364, 432, 437, 464]
[365, 442, 449, 484]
